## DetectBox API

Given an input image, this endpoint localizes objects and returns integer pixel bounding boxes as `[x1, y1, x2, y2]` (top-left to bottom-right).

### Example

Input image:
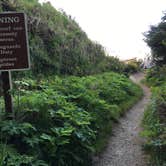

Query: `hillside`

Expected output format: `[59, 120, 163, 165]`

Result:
[0, 0, 124, 77]
[0, 72, 142, 165]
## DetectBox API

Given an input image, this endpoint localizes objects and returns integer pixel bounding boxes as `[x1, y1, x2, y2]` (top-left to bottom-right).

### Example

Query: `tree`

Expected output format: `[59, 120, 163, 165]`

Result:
[144, 13, 166, 65]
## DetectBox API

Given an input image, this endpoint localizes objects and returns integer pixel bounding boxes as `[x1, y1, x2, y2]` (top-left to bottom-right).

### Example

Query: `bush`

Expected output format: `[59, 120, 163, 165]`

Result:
[146, 65, 166, 86]
[142, 67, 166, 166]
[1, 0, 126, 77]
[124, 60, 142, 74]
[0, 72, 142, 165]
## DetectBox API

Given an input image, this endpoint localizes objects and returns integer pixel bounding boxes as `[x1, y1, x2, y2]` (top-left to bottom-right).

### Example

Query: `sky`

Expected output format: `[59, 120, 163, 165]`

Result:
[39, 0, 166, 60]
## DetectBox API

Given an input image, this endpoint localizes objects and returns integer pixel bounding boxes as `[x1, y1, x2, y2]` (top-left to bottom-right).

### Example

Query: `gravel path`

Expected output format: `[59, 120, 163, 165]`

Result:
[93, 72, 151, 166]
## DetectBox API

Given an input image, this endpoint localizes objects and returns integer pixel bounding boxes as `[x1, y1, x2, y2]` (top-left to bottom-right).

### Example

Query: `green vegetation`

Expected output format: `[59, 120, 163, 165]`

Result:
[0, 72, 142, 165]
[124, 59, 142, 74]
[144, 12, 166, 65]
[0, 0, 125, 77]
[143, 11, 166, 165]
[0, 0, 143, 165]
[142, 66, 166, 166]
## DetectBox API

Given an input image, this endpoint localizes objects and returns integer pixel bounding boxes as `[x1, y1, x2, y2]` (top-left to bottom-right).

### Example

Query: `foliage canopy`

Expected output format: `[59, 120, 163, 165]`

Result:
[144, 13, 166, 65]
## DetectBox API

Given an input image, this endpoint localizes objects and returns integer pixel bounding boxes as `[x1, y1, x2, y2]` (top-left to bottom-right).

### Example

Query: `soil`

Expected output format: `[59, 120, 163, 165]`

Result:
[93, 72, 151, 166]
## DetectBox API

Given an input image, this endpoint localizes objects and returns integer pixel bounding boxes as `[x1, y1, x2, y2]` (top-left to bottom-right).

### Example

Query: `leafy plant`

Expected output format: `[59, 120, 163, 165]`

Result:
[142, 67, 166, 165]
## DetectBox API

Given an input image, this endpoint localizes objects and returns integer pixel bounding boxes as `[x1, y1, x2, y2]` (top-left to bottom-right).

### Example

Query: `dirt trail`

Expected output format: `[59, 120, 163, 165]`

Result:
[93, 72, 151, 166]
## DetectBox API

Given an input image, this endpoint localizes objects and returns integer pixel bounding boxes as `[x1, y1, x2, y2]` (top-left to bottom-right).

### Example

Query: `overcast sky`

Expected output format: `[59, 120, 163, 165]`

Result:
[39, 0, 166, 60]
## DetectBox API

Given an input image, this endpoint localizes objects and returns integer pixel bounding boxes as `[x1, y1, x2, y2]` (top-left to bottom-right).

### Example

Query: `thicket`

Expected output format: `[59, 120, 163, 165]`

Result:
[144, 12, 166, 65]
[124, 59, 142, 74]
[0, 0, 125, 77]
[143, 11, 166, 165]
[0, 72, 142, 166]
[142, 66, 166, 166]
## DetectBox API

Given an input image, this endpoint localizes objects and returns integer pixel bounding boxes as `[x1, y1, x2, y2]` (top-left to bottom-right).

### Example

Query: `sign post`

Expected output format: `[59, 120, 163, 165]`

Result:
[1, 71, 13, 113]
[0, 12, 30, 113]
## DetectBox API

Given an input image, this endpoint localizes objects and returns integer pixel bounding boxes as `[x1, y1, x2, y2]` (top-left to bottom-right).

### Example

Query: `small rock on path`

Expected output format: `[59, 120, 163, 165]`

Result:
[93, 72, 151, 166]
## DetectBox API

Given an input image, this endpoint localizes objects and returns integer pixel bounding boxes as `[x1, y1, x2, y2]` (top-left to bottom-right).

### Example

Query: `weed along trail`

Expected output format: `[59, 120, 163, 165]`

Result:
[93, 72, 151, 166]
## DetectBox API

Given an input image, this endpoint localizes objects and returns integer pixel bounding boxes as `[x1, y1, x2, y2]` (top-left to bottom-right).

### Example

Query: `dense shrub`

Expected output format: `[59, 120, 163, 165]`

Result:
[0, 0, 125, 77]
[0, 72, 142, 165]
[142, 66, 166, 166]
[146, 65, 166, 86]
[124, 60, 142, 74]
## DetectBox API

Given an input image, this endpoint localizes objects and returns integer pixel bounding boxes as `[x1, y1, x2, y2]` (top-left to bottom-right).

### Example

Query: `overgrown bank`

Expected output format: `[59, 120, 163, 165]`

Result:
[142, 10, 166, 165]
[141, 66, 166, 166]
[0, 0, 125, 77]
[0, 72, 142, 166]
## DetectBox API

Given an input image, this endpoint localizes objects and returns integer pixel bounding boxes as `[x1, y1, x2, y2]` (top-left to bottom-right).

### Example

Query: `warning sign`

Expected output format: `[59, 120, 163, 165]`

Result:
[0, 12, 30, 71]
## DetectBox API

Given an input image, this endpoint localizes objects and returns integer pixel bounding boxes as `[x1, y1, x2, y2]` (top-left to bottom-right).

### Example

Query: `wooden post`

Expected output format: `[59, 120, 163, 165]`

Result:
[1, 71, 13, 113]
